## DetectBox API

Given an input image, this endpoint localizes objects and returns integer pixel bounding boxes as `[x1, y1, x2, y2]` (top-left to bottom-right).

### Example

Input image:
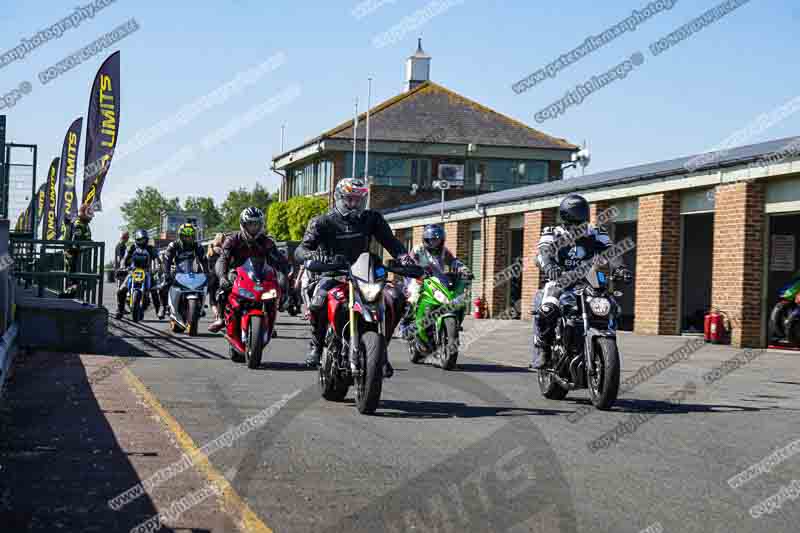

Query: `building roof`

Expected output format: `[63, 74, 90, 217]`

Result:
[382, 135, 800, 221]
[273, 81, 577, 162]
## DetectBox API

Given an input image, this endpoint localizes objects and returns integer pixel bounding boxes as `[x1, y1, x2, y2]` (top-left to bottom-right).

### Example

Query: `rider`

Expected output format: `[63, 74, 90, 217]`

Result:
[159, 223, 209, 319]
[398, 223, 470, 337]
[209, 207, 289, 333]
[63, 204, 93, 297]
[116, 229, 161, 319]
[530, 194, 632, 370]
[294, 177, 415, 372]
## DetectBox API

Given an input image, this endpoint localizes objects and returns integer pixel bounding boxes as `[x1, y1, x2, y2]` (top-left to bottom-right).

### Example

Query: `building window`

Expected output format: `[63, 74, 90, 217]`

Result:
[466, 159, 548, 191]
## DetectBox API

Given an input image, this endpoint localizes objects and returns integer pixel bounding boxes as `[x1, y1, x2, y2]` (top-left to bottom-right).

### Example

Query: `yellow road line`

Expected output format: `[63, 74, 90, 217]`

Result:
[122, 367, 273, 533]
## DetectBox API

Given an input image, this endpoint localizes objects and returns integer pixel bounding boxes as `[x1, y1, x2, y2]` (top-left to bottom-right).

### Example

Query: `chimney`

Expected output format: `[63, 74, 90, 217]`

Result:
[405, 38, 431, 92]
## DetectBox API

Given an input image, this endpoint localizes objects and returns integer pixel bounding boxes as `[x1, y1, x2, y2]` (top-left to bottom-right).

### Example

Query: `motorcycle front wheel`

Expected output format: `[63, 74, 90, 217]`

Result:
[786, 311, 800, 347]
[187, 299, 199, 337]
[438, 317, 460, 370]
[356, 331, 385, 415]
[588, 337, 621, 410]
[246, 315, 265, 369]
[131, 291, 142, 323]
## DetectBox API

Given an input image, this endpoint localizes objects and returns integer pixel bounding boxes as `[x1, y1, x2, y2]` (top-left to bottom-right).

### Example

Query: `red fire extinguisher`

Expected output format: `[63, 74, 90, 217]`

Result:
[473, 296, 485, 319]
[704, 309, 729, 344]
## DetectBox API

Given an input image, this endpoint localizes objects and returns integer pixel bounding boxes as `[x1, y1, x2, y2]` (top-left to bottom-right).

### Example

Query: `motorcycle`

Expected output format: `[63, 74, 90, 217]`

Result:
[405, 267, 473, 370]
[167, 259, 208, 336]
[536, 265, 624, 410]
[768, 273, 800, 345]
[306, 253, 422, 415]
[223, 257, 280, 369]
[284, 265, 303, 317]
[126, 251, 153, 323]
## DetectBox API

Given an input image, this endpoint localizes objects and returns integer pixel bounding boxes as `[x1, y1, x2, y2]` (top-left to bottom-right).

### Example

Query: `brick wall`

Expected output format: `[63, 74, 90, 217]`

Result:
[483, 215, 511, 317]
[521, 209, 556, 320]
[412, 225, 424, 250]
[590, 200, 612, 228]
[634, 192, 681, 335]
[711, 181, 766, 348]
[444, 220, 471, 259]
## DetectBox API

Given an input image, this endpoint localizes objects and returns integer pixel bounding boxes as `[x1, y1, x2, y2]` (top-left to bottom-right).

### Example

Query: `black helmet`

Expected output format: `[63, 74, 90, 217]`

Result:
[134, 229, 148, 248]
[422, 224, 445, 252]
[240, 207, 265, 241]
[334, 177, 369, 219]
[559, 194, 590, 225]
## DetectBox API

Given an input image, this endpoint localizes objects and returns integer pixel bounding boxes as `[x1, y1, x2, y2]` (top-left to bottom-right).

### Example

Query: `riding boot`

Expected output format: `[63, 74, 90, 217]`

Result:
[304, 316, 325, 367]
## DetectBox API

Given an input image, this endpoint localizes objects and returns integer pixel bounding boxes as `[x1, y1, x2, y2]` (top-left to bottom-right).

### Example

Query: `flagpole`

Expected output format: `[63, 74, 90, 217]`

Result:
[365, 78, 371, 179]
[352, 97, 358, 180]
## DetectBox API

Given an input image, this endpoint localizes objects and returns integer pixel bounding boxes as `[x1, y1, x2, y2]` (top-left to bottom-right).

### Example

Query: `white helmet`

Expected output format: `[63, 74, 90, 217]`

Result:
[240, 207, 265, 241]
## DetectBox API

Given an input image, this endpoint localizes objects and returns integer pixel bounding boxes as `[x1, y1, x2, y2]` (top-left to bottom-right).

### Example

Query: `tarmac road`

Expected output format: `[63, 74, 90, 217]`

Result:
[4, 282, 800, 532]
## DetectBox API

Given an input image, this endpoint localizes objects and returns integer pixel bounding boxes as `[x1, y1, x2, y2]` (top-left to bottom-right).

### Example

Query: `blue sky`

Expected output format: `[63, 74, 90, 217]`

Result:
[1, 0, 797, 246]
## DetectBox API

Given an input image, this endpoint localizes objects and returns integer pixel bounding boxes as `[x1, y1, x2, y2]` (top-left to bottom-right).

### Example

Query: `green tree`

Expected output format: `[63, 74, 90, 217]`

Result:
[120, 187, 180, 233]
[184, 196, 222, 231]
[268, 201, 290, 241]
[286, 196, 328, 241]
[219, 183, 274, 231]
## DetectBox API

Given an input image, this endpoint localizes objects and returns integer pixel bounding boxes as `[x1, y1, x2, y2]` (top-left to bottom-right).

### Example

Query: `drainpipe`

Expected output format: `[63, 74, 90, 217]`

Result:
[475, 199, 487, 315]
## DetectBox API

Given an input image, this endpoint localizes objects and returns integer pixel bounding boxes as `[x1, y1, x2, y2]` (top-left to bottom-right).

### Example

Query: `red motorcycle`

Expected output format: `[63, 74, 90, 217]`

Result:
[306, 252, 422, 414]
[224, 257, 281, 369]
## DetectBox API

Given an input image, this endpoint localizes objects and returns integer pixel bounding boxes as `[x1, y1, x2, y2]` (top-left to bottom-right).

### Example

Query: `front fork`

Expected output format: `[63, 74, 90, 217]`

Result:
[581, 294, 596, 377]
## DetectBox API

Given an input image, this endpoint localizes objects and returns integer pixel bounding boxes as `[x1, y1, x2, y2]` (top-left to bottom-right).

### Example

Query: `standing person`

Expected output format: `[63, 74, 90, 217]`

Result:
[113, 231, 130, 281]
[206, 233, 225, 325]
[209, 207, 289, 333]
[63, 204, 93, 297]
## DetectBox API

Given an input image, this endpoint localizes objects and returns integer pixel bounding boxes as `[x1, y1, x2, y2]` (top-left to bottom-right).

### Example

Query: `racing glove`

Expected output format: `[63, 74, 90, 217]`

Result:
[544, 264, 562, 283]
[398, 254, 416, 267]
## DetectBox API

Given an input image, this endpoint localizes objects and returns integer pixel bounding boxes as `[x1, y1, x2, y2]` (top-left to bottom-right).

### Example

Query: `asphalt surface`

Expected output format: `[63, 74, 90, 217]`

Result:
[3, 282, 800, 532]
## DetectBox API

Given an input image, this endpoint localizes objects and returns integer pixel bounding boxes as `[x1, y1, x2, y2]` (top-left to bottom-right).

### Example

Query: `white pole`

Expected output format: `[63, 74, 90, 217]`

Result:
[365, 78, 372, 179]
[352, 98, 358, 180]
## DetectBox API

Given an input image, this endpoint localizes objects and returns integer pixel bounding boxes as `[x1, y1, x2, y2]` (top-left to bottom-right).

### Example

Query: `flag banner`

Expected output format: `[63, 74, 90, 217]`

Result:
[82, 51, 120, 212]
[35, 182, 46, 233]
[56, 118, 83, 238]
[42, 157, 59, 240]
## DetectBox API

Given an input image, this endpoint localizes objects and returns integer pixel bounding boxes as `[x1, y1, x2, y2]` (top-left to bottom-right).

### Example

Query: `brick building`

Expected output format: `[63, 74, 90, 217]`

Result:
[272, 40, 578, 210]
[383, 136, 800, 349]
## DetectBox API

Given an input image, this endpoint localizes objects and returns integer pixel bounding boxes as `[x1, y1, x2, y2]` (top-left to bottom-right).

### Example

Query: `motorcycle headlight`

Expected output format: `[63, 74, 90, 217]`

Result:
[434, 289, 449, 304]
[359, 282, 383, 303]
[589, 297, 611, 317]
[238, 288, 256, 300]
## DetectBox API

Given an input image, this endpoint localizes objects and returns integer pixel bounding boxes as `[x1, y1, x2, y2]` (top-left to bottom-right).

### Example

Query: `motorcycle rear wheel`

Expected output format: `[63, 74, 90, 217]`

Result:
[319, 345, 348, 401]
[246, 315, 265, 369]
[769, 301, 794, 340]
[786, 312, 800, 347]
[588, 337, 621, 410]
[356, 331, 385, 415]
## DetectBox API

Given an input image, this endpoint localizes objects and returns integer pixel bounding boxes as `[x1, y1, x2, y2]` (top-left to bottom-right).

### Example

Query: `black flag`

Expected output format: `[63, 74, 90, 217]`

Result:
[82, 51, 120, 212]
[42, 158, 59, 240]
[57, 118, 83, 239]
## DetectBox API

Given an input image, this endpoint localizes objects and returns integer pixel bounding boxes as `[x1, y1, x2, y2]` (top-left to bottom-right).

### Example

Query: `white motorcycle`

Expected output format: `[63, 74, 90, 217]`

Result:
[167, 259, 208, 336]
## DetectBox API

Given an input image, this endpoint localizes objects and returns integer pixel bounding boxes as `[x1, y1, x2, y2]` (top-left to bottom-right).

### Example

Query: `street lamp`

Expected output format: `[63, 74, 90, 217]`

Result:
[433, 178, 451, 222]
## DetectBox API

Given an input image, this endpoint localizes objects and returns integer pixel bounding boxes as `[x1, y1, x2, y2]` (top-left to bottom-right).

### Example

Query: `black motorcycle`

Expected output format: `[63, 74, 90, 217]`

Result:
[536, 265, 625, 410]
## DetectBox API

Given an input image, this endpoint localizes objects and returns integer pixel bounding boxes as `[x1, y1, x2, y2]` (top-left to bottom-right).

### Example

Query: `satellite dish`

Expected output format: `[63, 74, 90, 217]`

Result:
[435, 180, 451, 190]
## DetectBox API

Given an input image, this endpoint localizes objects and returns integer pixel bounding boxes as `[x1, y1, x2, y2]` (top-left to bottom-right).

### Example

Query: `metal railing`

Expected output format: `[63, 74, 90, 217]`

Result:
[9, 237, 106, 305]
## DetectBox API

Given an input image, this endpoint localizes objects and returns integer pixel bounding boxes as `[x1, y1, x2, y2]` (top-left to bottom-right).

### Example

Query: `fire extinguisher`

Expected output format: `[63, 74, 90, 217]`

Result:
[473, 296, 485, 319]
[704, 308, 729, 344]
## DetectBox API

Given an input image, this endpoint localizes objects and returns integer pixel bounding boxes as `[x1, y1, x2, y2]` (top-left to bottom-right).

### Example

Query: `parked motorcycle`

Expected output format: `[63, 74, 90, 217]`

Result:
[167, 259, 208, 336]
[536, 265, 624, 410]
[404, 267, 473, 370]
[306, 253, 422, 415]
[223, 257, 280, 369]
[126, 251, 153, 323]
[769, 274, 800, 345]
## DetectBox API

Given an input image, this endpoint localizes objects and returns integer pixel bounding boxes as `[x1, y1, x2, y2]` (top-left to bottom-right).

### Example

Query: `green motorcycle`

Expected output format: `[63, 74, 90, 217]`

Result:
[769, 274, 800, 345]
[403, 269, 472, 370]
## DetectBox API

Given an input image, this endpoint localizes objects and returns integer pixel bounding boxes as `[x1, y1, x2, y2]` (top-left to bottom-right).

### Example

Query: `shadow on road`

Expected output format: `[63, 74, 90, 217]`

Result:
[0, 351, 178, 532]
[588, 397, 765, 415]
[449, 362, 533, 373]
[375, 399, 568, 419]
